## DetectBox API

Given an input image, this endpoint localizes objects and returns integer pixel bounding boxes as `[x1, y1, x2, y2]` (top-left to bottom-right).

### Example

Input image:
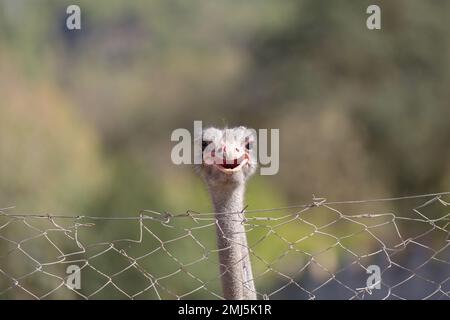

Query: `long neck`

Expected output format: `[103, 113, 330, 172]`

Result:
[209, 183, 245, 214]
[208, 183, 256, 300]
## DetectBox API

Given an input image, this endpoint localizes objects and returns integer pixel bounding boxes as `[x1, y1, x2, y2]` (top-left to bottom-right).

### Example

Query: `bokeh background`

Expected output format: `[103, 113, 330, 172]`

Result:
[0, 0, 449, 299]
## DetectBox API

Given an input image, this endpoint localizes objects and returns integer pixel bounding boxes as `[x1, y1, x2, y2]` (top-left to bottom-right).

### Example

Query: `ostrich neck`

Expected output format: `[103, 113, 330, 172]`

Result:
[209, 183, 245, 214]
[208, 182, 256, 300]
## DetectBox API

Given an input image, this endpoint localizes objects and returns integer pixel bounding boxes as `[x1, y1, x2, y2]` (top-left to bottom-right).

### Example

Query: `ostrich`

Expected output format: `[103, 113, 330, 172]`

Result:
[195, 126, 257, 300]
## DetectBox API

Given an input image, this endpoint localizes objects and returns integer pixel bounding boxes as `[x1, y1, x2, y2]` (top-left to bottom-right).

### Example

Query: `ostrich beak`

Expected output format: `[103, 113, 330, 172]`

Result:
[215, 158, 249, 174]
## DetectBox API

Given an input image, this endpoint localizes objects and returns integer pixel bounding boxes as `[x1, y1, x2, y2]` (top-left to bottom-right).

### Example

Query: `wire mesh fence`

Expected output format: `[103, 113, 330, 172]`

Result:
[1, 192, 449, 300]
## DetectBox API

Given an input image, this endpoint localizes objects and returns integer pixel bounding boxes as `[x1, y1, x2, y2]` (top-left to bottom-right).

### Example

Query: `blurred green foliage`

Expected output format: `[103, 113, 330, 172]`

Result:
[0, 0, 449, 299]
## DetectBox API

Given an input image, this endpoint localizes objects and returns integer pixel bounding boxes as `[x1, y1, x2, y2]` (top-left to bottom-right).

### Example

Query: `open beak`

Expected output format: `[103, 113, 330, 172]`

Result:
[215, 158, 248, 174]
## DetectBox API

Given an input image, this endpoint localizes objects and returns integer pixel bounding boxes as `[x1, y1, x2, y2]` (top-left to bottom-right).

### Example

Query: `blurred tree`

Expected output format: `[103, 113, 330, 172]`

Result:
[224, 0, 450, 197]
[0, 57, 107, 212]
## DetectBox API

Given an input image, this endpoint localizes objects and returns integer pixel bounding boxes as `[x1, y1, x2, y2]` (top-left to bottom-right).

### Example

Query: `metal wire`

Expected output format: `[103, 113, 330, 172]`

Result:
[0, 192, 449, 300]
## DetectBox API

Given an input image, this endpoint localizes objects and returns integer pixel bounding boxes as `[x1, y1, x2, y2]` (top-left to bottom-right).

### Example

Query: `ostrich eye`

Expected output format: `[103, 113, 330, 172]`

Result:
[202, 140, 211, 151]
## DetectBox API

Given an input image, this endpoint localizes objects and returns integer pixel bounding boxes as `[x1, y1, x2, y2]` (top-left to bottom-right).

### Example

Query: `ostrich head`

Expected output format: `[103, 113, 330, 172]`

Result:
[195, 126, 257, 188]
